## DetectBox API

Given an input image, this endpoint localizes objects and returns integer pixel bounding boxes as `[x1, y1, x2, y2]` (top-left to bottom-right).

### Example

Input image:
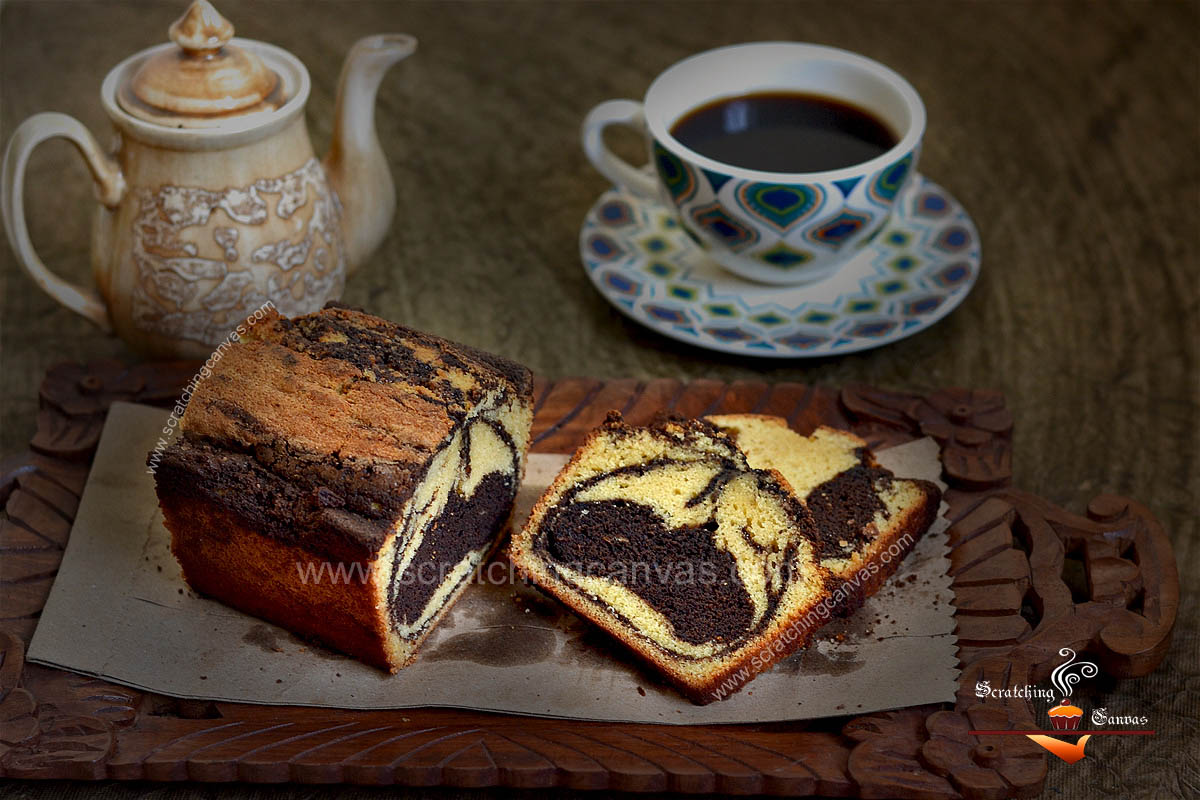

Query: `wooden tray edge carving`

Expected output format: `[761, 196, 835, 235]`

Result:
[0, 363, 1178, 798]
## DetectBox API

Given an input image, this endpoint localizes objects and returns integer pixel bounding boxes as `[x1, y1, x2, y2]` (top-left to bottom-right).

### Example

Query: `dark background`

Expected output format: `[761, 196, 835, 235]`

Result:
[1, 1, 1196, 798]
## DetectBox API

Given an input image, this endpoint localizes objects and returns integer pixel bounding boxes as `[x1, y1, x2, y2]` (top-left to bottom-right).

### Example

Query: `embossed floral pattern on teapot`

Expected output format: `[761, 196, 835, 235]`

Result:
[1, 0, 413, 358]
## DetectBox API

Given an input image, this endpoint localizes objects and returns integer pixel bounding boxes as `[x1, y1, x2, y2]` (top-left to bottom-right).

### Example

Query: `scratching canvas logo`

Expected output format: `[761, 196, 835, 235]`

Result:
[972, 647, 1154, 764]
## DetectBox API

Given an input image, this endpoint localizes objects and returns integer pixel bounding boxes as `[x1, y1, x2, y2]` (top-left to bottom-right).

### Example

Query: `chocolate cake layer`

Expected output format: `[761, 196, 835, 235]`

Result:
[154, 438, 391, 565]
[541, 499, 755, 645]
[804, 464, 893, 560]
[390, 470, 514, 628]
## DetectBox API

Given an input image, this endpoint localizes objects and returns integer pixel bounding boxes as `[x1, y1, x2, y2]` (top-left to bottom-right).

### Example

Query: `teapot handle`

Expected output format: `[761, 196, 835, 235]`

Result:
[2, 112, 125, 332]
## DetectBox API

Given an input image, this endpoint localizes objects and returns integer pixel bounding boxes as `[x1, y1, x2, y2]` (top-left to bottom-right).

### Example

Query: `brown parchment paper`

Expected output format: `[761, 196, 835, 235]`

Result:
[27, 402, 959, 723]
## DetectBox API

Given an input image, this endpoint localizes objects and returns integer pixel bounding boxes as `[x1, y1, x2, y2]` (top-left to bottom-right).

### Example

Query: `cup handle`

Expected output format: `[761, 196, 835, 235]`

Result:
[582, 99, 660, 199]
[2, 112, 126, 332]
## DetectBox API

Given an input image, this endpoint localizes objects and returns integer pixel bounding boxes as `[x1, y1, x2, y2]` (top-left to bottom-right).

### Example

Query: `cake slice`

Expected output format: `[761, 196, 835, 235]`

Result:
[509, 413, 833, 703]
[151, 304, 534, 671]
[706, 415, 941, 613]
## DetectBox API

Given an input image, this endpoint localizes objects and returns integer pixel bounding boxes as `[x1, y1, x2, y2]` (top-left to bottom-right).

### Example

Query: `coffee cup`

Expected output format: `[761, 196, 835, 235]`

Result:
[582, 42, 925, 285]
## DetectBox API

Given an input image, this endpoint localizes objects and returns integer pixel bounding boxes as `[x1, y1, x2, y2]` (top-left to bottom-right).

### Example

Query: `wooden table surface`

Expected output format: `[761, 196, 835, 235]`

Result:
[1, 1, 1196, 798]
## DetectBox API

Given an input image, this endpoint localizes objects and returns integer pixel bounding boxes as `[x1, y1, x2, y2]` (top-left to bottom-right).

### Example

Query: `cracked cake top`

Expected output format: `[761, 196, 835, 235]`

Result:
[155, 304, 533, 560]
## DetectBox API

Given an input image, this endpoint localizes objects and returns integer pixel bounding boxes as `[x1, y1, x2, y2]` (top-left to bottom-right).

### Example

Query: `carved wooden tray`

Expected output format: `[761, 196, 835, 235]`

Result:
[0, 362, 1178, 797]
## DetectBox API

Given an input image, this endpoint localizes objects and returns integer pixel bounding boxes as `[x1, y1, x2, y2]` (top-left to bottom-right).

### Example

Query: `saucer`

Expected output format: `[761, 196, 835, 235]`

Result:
[580, 174, 980, 357]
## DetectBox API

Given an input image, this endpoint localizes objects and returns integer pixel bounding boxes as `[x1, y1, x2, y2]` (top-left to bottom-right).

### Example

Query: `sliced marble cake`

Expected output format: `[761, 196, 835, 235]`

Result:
[151, 304, 534, 671]
[510, 412, 833, 703]
[706, 415, 941, 613]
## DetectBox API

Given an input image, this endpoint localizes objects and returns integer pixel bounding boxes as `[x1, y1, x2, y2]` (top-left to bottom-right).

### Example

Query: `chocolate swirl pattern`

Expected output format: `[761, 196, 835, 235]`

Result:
[536, 459, 818, 661]
[706, 415, 941, 614]
[387, 416, 522, 639]
[510, 413, 833, 703]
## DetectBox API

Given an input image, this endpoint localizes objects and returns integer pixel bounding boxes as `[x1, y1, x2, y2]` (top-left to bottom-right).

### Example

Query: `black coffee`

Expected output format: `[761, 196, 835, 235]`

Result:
[670, 91, 898, 173]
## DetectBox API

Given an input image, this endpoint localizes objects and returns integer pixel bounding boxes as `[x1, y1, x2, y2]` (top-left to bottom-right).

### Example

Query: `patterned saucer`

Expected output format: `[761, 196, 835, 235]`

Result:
[580, 174, 980, 357]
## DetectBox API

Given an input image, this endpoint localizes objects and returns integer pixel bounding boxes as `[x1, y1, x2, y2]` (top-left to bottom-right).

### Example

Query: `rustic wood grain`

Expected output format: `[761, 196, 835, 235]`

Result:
[0, 363, 1178, 797]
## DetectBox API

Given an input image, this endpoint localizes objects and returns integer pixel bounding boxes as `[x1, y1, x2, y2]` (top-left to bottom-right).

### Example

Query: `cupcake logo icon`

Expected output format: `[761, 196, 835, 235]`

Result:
[1046, 648, 1097, 730]
[972, 646, 1154, 765]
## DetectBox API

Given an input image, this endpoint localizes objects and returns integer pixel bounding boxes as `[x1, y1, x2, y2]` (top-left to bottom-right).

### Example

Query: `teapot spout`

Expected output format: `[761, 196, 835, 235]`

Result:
[324, 34, 415, 275]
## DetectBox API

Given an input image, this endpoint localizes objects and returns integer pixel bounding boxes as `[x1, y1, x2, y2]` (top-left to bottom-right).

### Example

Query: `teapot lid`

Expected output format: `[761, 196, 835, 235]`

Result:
[118, 0, 283, 127]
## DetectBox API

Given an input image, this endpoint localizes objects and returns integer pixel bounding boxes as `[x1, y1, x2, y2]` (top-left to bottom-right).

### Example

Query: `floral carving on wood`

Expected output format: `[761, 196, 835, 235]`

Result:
[841, 384, 1013, 489]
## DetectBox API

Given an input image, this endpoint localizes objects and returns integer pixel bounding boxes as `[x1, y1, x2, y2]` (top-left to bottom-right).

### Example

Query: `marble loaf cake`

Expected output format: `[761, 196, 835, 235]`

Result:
[151, 305, 534, 671]
[706, 415, 942, 614]
[509, 413, 833, 704]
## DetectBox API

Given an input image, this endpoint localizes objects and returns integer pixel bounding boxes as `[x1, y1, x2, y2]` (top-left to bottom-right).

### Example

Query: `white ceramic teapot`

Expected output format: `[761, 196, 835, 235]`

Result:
[1, 0, 414, 357]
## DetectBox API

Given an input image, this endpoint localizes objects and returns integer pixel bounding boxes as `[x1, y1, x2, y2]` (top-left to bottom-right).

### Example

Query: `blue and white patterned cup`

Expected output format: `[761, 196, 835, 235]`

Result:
[583, 42, 925, 286]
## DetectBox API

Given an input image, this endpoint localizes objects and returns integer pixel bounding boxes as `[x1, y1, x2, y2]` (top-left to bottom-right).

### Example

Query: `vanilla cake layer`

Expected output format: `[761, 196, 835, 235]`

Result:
[706, 414, 941, 612]
[510, 413, 833, 703]
[152, 305, 533, 671]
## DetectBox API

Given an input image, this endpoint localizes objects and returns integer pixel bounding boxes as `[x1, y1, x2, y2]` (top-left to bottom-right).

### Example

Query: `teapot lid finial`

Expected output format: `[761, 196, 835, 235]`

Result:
[120, 0, 282, 127]
[168, 0, 234, 55]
